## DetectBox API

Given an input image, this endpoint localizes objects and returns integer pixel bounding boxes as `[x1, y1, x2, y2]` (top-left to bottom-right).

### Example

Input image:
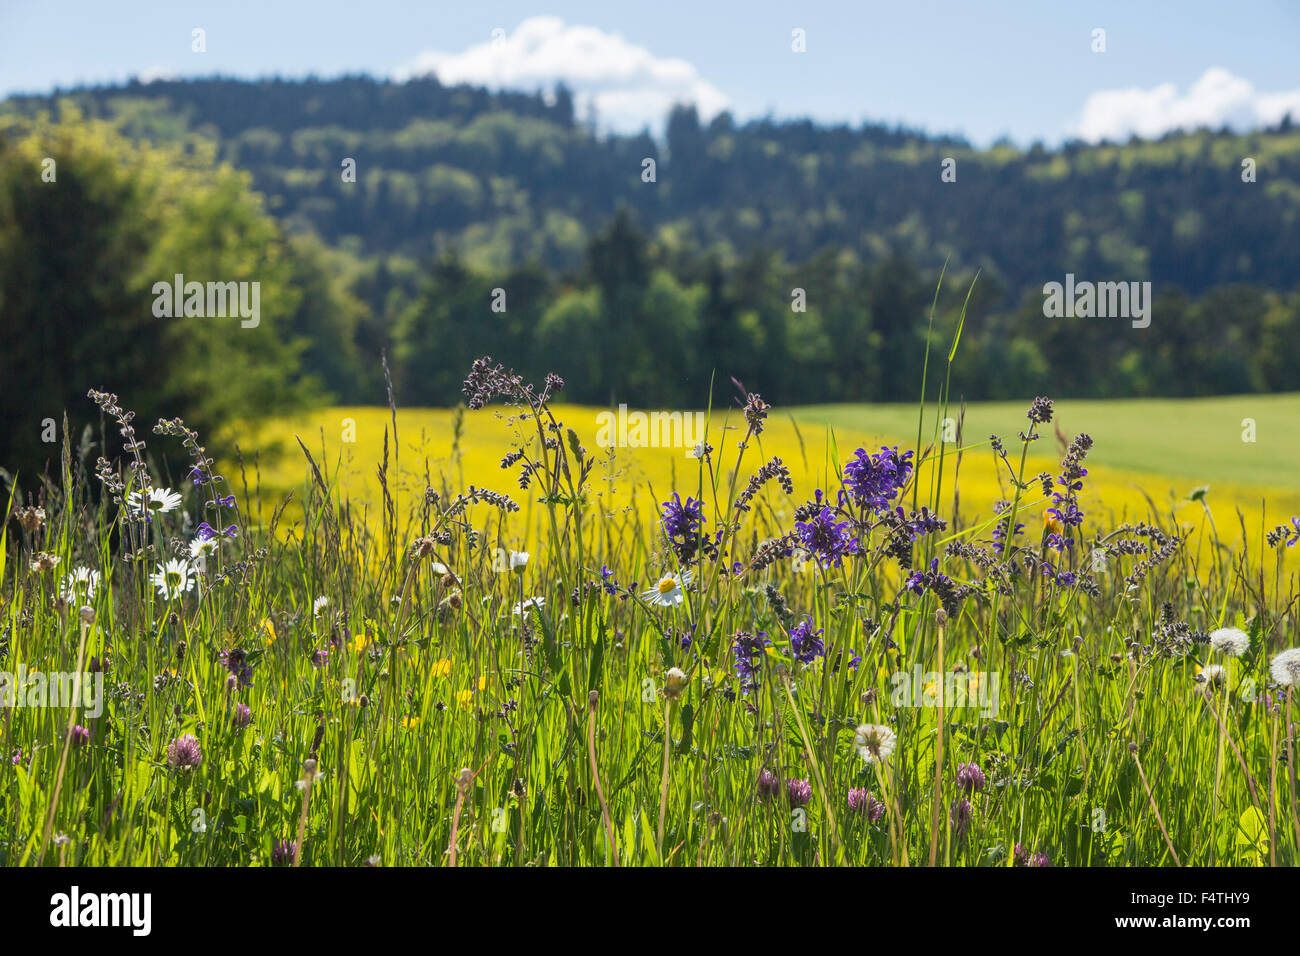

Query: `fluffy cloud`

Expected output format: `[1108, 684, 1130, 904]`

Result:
[1071, 67, 1300, 142]
[393, 16, 729, 132]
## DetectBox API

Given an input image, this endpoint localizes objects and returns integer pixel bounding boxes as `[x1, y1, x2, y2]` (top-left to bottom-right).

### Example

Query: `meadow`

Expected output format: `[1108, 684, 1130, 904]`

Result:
[3, 371, 1300, 867]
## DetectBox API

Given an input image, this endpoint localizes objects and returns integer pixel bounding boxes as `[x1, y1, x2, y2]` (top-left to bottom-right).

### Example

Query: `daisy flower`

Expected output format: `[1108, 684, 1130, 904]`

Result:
[854, 723, 897, 764]
[312, 595, 330, 616]
[189, 536, 218, 573]
[512, 596, 545, 616]
[509, 551, 530, 574]
[128, 487, 183, 517]
[1208, 627, 1250, 658]
[642, 570, 693, 608]
[1269, 648, 1300, 688]
[151, 559, 194, 600]
[59, 566, 101, 601]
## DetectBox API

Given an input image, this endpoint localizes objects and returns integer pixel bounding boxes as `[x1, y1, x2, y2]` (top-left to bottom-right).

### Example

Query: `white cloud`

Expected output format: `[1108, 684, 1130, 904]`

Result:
[393, 16, 729, 132]
[135, 66, 177, 85]
[1071, 67, 1300, 142]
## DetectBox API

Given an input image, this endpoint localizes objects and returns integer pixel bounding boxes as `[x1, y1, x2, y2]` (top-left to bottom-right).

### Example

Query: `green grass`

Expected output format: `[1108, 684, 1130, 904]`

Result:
[2, 382, 1299, 868]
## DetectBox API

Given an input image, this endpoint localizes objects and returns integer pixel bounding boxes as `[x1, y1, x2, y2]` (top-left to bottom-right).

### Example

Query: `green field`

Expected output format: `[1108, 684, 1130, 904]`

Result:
[790, 394, 1300, 491]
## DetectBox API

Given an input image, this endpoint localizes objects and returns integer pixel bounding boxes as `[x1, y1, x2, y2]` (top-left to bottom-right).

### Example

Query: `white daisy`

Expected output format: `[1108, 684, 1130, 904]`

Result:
[151, 559, 194, 600]
[189, 536, 218, 573]
[59, 566, 99, 599]
[854, 723, 897, 764]
[1269, 648, 1300, 688]
[59, 566, 100, 601]
[128, 487, 183, 516]
[430, 562, 449, 576]
[642, 570, 693, 607]
[1209, 627, 1250, 658]
[312, 595, 330, 616]
[512, 596, 545, 616]
[509, 551, 530, 574]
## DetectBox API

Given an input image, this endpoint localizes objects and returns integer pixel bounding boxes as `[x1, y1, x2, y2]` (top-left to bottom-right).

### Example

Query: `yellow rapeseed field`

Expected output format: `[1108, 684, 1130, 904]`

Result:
[231, 404, 1300, 562]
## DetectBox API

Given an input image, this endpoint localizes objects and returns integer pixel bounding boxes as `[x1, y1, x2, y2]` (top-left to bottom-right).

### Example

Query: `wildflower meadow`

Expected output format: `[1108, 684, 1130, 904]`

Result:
[4, 344, 1299, 877]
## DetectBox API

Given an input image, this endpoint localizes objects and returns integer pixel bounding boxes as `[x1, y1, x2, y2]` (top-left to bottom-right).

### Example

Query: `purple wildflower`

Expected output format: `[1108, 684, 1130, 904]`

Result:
[272, 839, 298, 866]
[794, 503, 860, 568]
[167, 733, 203, 769]
[218, 647, 254, 688]
[786, 778, 813, 808]
[950, 797, 973, 838]
[732, 630, 769, 693]
[233, 703, 252, 728]
[661, 493, 709, 565]
[71, 725, 90, 747]
[756, 769, 782, 802]
[955, 762, 986, 793]
[842, 446, 914, 513]
[847, 787, 887, 822]
[788, 618, 825, 664]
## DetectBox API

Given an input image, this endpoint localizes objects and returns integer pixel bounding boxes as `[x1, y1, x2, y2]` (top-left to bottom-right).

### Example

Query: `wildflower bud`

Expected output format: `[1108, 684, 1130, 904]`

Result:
[359, 694, 370, 709]
[934, 608, 948, 627]
[447, 590, 463, 611]
[303, 758, 318, 777]
[440, 572, 457, 589]
[588, 690, 599, 711]
[663, 667, 687, 700]
[970, 645, 982, 660]
[78, 606, 95, 624]
[455, 767, 474, 795]
[1128, 741, 1139, 756]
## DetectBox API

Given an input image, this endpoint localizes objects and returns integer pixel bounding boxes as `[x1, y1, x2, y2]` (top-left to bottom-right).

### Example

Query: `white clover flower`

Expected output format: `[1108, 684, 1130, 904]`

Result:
[1208, 627, 1250, 658]
[129, 487, 183, 516]
[1269, 648, 1300, 688]
[59, 566, 100, 601]
[512, 596, 545, 616]
[854, 723, 897, 765]
[642, 570, 692, 608]
[151, 559, 194, 600]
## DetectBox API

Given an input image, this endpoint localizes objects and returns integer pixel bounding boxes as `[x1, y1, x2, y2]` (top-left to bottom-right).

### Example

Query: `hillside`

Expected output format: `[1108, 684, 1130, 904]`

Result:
[6, 75, 1300, 297]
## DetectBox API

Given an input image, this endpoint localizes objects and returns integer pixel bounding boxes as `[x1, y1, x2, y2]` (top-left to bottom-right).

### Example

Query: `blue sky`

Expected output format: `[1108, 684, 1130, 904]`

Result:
[2, 0, 1297, 144]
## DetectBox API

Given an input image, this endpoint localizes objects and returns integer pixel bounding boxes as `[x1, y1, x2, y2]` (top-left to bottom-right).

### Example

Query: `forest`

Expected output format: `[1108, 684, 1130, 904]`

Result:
[2, 75, 1299, 472]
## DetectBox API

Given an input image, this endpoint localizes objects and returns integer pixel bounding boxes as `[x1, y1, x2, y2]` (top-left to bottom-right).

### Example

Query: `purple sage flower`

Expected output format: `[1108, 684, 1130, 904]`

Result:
[788, 618, 824, 664]
[842, 446, 914, 513]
